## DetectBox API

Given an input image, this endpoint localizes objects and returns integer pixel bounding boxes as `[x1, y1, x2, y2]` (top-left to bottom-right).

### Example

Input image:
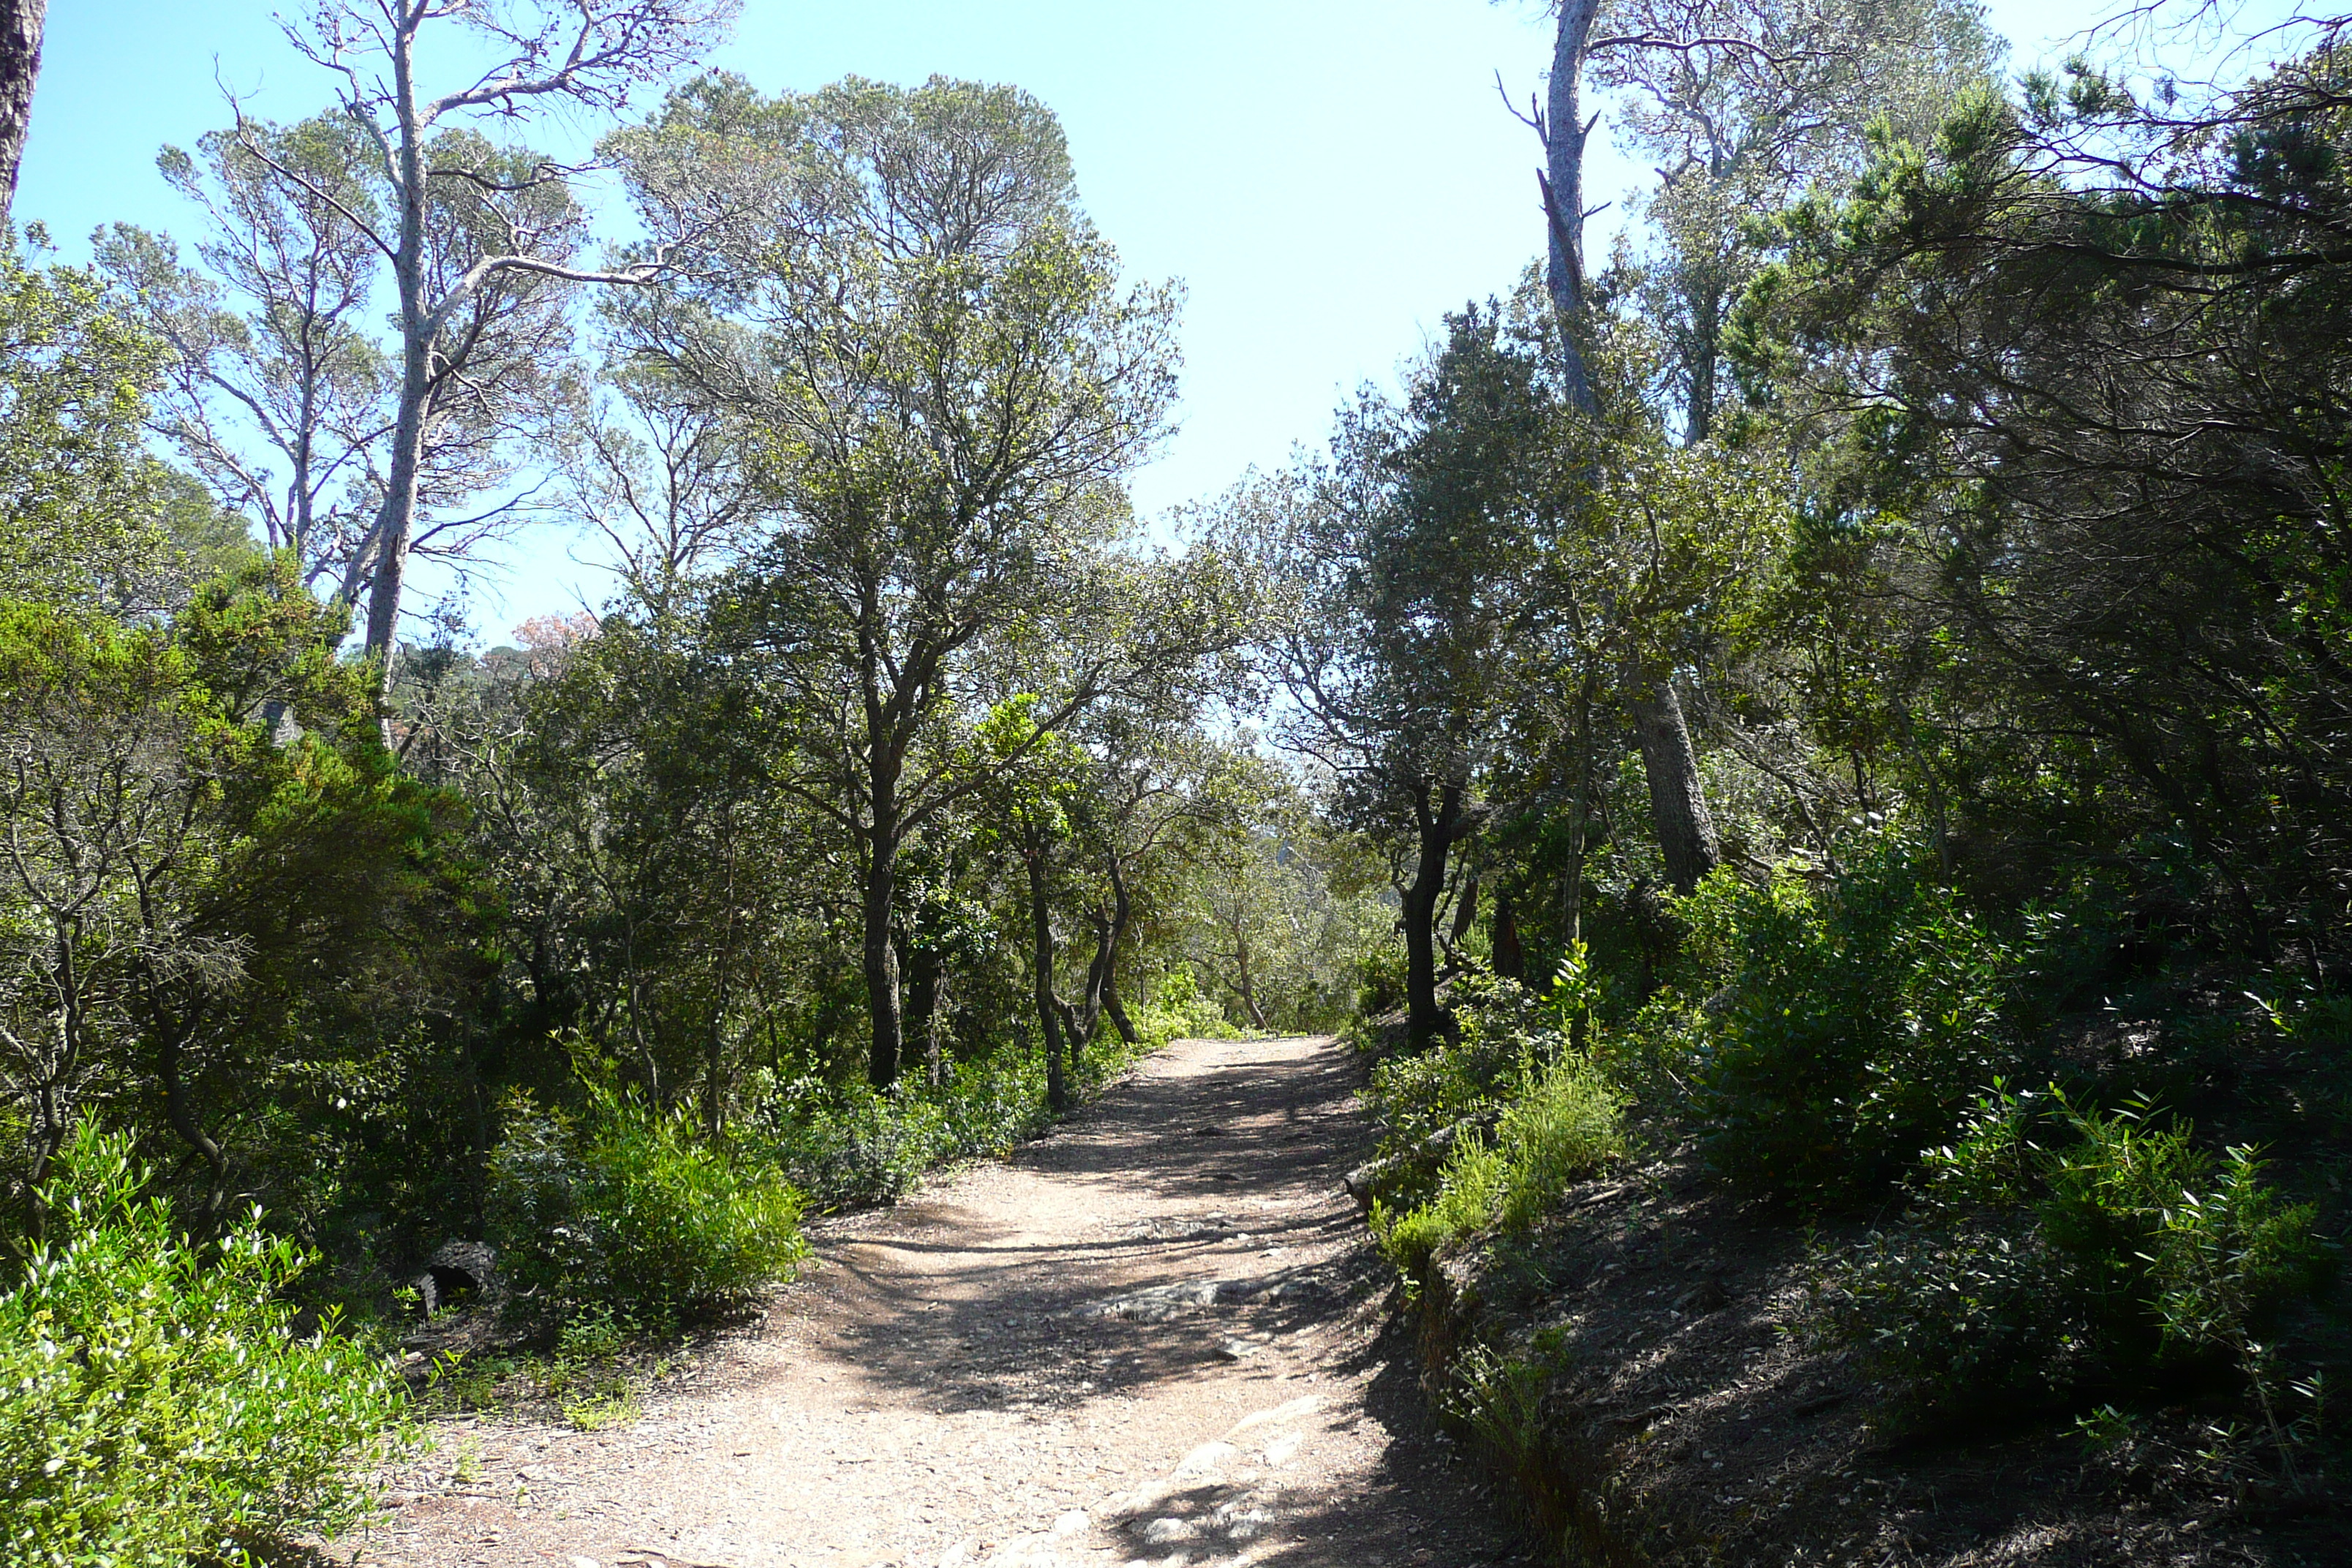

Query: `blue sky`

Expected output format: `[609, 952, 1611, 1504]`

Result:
[18, 0, 2212, 641]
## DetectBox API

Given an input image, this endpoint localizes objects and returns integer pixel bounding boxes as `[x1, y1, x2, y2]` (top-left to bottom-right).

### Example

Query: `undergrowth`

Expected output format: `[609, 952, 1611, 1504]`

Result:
[750, 1019, 1169, 1211]
[1374, 959, 1627, 1273]
[1813, 1085, 2334, 1422]
[0, 1125, 413, 1566]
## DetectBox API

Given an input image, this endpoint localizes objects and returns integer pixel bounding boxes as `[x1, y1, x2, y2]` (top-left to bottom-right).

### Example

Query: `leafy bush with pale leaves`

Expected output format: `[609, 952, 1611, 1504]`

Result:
[0, 1124, 411, 1566]
[486, 1089, 808, 1320]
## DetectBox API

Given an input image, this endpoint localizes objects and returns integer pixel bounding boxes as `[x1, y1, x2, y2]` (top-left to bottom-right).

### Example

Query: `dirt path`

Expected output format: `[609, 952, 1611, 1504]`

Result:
[358, 1036, 1532, 1568]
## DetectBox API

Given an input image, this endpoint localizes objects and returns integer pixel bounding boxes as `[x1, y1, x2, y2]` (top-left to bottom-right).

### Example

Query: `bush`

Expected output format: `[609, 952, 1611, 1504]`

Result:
[1126, 968, 1242, 1046]
[1380, 1046, 1625, 1272]
[0, 1124, 411, 1566]
[753, 1026, 1158, 1210]
[1355, 941, 1409, 1019]
[1367, 974, 1532, 1165]
[756, 1053, 1039, 1210]
[1817, 1086, 2333, 1412]
[486, 1088, 808, 1320]
[1677, 834, 2019, 1202]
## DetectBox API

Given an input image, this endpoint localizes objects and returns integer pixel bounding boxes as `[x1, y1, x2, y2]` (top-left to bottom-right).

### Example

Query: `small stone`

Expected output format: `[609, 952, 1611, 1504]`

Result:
[1215, 1338, 1262, 1361]
[570, 1557, 601, 1568]
[1052, 1509, 1089, 1536]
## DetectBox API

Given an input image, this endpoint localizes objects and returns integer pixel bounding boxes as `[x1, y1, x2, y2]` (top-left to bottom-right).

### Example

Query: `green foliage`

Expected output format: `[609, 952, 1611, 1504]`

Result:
[755, 1027, 1156, 1210]
[1379, 1048, 1624, 1273]
[1368, 971, 1531, 1166]
[1817, 1087, 2332, 1413]
[485, 1089, 808, 1320]
[755, 1053, 1048, 1210]
[1127, 968, 1241, 1047]
[0, 1124, 411, 1566]
[1376, 972, 1626, 1273]
[0, 238, 181, 617]
[1354, 939, 1408, 1019]
[1676, 834, 2019, 1202]
[1441, 1344, 1553, 1479]
[0, 561, 476, 1243]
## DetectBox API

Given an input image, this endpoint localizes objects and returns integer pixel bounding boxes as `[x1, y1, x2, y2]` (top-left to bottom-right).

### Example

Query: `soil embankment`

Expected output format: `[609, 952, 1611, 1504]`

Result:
[353, 1036, 1535, 1568]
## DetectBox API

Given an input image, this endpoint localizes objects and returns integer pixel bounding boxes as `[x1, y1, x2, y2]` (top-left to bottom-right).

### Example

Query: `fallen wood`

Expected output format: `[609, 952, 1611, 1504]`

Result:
[1339, 1111, 1499, 1213]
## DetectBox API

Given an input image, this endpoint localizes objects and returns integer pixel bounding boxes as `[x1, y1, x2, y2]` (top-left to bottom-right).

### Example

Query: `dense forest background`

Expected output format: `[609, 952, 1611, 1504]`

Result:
[7, 0, 2352, 1559]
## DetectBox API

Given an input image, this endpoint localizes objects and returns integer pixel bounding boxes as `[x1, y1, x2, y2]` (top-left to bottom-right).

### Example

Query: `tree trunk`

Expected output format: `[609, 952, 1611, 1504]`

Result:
[1564, 680, 1594, 946]
[1541, 0, 1721, 902]
[1091, 854, 1137, 1044]
[1232, 935, 1270, 1033]
[157, 1017, 230, 1231]
[1068, 912, 1114, 1058]
[1449, 873, 1480, 946]
[1027, 852, 1068, 1114]
[862, 832, 905, 1090]
[0, 0, 43, 219]
[928, 985, 950, 1087]
[1402, 780, 1464, 1050]
[1103, 976, 1139, 1046]
[1684, 284, 1722, 442]
[1493, 889, 1525, 981]
[905, 938, 943, 1085]
[1629, 676, 1719, 895]
[1542, 0, 1604, 416]
[364, 22, 431, 717]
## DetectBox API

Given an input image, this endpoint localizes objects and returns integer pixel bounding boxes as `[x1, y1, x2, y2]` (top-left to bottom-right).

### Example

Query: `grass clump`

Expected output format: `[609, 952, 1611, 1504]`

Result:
[1377, 968, 1625, 1273]
[0, 1124, 412, 1566]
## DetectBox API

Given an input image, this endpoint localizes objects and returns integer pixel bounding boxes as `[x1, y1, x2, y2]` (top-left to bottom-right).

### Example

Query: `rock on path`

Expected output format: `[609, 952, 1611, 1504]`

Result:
[353, 1035, 1534, 1568]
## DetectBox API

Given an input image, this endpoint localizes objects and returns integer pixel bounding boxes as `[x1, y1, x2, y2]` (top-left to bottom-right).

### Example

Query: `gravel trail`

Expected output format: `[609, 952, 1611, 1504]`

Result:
[355, 1035, 1531, 1568]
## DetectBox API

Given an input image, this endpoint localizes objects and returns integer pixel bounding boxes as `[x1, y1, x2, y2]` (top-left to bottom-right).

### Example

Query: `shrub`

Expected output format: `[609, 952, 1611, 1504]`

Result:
[0, 1124, 411, 1566]
[1126, 968, 1242, 1046]
[1817, 1086, 2333, 1413]
[486, 1088, 808, 1320]
[752, 1026, 1156, 1211]
[1369, 987, 1522, 1154]
[1678, 834, 2019, 1202]
[1355, 941, 1409, 1019]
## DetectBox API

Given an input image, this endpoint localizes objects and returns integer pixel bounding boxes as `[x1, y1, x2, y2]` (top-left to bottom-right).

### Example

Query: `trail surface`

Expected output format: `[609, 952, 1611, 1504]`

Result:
[361, 1036, 1529, 1568]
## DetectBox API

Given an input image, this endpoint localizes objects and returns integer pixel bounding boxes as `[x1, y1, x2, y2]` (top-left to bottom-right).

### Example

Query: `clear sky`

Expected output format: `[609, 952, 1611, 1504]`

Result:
[15, 0, 2222, 641]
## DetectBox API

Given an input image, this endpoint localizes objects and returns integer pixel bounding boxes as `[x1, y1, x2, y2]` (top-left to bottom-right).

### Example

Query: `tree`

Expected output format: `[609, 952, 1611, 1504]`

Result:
[975, 702, 1095, 1113]
[1505, 1, 1994, 894]
[1735, 41, 2352, 952]
[0, 0, 40, 220]
[1262, 306, 1566, 1046]
[1588, 0, 1997, 441]
[97, 116, 391, 596]
[1071, 717, 1265, 1047]
[1523, 0, 1719, 894]
[0, 557, 470, 1236]
[613, 74, 1225, 1089]
[1191, 794, 1391, 1036]
[554, 361, 757, 617]
[256, 0, 737, 699]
